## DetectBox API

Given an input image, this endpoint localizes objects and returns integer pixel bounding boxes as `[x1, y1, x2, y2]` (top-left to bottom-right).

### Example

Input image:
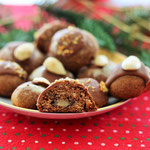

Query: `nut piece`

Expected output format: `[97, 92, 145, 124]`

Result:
[43, 57, 67, 75]
[100, 81, 108, 93]
[68, 25, 75, 30]
[33, 77, 50, 86]
[56, 99, 70, 107]
[122, 55, 141, 71]
[93, 55, 109, 67]
[14, 43, 34, 61]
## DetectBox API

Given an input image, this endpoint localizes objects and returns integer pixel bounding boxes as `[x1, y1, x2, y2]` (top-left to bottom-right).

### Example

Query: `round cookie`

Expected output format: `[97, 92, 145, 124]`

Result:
[35, 21, 69, 53]
[0, 60, 27, 97]
[78, 55, 117, 82]
[49, 26, 99, 73]
[37, 78, 97, 113]
[0, 41, 45, 73]
[29, 57, 74, 82]
[11, 77, 50, 109]
[106, 56, 150, 99]
[77, 78, 108, 108]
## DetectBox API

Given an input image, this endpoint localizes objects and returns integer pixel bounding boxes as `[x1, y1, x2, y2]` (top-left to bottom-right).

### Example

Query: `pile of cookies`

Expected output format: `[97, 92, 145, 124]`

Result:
[0, 20, 149, 113]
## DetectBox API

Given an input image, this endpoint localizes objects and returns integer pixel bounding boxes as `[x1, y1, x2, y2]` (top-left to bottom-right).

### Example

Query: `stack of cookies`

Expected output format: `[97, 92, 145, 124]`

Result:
[0, 20, 149, 113]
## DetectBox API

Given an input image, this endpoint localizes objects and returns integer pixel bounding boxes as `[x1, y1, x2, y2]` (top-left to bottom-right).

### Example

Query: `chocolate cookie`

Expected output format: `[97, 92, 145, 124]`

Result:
[77, 78, 108, 108]
[0, 60, 27, 97]
[78, 55, 117, 82]
[11, 77, 50, 109]
[35, 21, 69, 53]
[29, 57, 74, 82]
[49, 26, 99, 73]
[37, 78, 97, 113]
[106, 56, 150, 99]
[0, 41, 45, 73]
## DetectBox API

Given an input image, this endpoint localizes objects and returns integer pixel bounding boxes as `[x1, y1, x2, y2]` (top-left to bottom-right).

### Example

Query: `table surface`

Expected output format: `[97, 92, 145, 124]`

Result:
[0, 5, 150, 150]
[0, 91, 150, 150]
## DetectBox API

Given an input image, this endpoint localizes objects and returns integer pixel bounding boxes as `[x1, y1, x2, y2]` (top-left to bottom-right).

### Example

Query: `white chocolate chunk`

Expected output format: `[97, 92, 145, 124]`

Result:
[93, 55, 109, 67]
[33, 77, 50, 85]
[43, 57, 67, 75]
[122, 55, 141, 70]
[14, 43, 34, 61]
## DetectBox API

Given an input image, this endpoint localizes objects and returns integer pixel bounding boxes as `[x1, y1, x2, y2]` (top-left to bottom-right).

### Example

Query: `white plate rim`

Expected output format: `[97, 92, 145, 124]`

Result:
[0, 99, 131, 119]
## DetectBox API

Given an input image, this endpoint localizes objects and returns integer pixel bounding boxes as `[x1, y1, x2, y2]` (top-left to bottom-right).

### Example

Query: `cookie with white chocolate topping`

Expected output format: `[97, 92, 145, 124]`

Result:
[106, 56, 150, 99]
[78, 55, 117, 82]
[0, 41, 45, 73]
[0, 60, 27, 97]
[11, 77, 50, 109]
[29, 57, 74, 82]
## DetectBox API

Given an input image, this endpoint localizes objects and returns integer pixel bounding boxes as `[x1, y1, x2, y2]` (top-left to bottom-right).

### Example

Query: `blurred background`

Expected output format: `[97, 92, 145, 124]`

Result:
[0, 0, 150, 66]
[0, 0, 150, 6]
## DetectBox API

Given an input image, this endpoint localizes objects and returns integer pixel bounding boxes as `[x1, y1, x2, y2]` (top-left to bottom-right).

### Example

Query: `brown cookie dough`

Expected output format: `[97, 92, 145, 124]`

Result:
[106, 56, 150, 99]
[35, 21, 70, 53]
[49, 26, 99, 73]
[78, 61, 117, 82]
[0, 41, 45, 73]
[29, 57, 74, 82]
[77, 78, 108, 108]
[37, 78, 97, 113]
[0, 60, 27, 97]
[11, 77, 50, 109]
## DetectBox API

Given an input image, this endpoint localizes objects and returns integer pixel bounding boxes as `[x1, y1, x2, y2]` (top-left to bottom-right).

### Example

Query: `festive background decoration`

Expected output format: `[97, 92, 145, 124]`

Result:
[43, 6, 150, 67]
[1, 3, 150, 66]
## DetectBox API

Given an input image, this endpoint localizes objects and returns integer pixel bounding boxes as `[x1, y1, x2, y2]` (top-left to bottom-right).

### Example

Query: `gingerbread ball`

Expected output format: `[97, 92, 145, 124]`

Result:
[49, 26, 99, 73]
[29, 57, 74, 82]
[0, 60, 27, 97]
[35, 21, 69, 53]
[11, 77, 50, 109]
[106, 56, 150, 99]
[37, 78, 97, 113]
[78, 55, 117, 82]
[78, 78, 108, 108]
[0, 41, 45, 73]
